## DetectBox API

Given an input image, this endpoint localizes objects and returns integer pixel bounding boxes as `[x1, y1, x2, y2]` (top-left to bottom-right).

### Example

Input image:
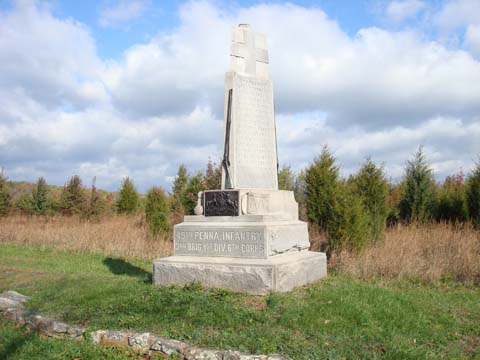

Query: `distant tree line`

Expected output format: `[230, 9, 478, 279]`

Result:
[1, 150, 479, 249]
[0, 159, 222, 237]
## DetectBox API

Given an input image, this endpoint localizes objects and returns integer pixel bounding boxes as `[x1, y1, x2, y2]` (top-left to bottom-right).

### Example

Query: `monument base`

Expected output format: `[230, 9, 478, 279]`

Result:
[152, 251, 327, 295]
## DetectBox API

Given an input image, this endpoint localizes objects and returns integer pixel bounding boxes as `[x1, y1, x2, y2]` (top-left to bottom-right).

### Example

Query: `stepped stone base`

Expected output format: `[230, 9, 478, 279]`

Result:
[153, 251, 327, 295]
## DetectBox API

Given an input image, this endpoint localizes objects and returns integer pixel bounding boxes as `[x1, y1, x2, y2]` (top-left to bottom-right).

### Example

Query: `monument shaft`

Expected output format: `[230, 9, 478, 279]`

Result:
[222, 24, 278, 190]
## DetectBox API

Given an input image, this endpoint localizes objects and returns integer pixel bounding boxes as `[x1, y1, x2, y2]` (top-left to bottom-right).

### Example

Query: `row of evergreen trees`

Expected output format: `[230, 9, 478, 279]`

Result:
[295, 147, 480, 254]
[1, 148, 479, 249]
[0, 160, 222, 236]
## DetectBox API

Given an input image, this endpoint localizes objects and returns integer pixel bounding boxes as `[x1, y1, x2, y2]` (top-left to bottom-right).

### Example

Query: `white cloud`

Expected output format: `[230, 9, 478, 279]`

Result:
[0, 0, 107, 110]
[1, 0, 480, 192]
[99, 0, 150, 28]
[465, 24, 480, 57]
[106, 2, 480, 127]
[386, 0, 426, 23]
[434, 0, 480, 28]
[277, 114, 480, 180]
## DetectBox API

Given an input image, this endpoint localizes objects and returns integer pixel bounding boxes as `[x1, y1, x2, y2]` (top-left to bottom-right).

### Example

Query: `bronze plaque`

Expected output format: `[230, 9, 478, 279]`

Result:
[204, 190, 239, 216]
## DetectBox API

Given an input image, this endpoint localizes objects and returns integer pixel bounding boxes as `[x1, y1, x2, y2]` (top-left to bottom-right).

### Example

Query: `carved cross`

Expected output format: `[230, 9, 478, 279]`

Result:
[230, 24, 269, 77]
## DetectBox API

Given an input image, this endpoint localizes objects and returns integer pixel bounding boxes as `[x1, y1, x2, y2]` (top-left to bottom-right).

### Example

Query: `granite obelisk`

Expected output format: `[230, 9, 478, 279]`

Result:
[153, 24, 327, 294]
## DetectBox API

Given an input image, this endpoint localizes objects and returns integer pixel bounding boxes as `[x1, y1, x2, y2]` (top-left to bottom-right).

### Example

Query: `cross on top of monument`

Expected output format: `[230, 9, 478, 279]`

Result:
[230, 24, 269, 79]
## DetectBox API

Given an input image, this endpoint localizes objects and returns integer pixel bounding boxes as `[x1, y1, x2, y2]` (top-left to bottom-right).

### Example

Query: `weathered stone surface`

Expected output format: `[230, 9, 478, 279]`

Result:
[222, 25, 277, 190]
[222, 350, 242, 360]
[0, 297, 24, 310]
[223, 350, 269, 360]
[174, 223, 267, 258]
[0, 290, 30, 304]
[26, 314, 43, 328]
[150, 337, 188, 355]
[90, 330, 107, 344]
[37, 317, 54, 334]
[173, 219, 309, 259]
[91, 330, 131, 346]
[267, 355, 292, 360]
[154, 256, 273, 294]
[14, 309, 29, 323]
[153, 251, 327, 294]
[226, 74, 277, 190]
[67, 325, 85, 339]
[34, 318, 74, 338]
[3, 308, 18, 322]
[52, 320, 68, 334]
[128, 332, 155, 350]
[183, 347, 224, 360]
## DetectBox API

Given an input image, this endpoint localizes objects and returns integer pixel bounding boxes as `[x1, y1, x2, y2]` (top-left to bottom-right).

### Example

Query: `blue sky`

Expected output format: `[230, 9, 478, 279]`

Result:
[0, 0, 479, 192]
[1, 1, 388, 58]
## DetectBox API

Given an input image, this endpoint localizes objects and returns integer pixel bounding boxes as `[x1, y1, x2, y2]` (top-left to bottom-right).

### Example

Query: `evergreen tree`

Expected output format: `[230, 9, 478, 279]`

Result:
[184, 172, 204, 215]
[32, 177, 49, 215]
[171, 164, 189, 213]
[0, 169, 10, 216]
[399, 147, 437, 223]
[116, 177, 139, 215]
[329, 183, 370, 252]
[145, 187, 170, 236]
[204, 159, 222, 190]
[305, 147, 371, 253]
[60, 175, 86, 215]
[84, 177, 107, 220]
[305, 146, 340, 230]
[466, 159, 480, 225]
[294, 170, 307, 221]
[15, 193, 35, 215]
[350, 159, 388, 242]
[278, 164, 295, 191]
[386, 183, 402, 226]
[437, 173, 468, 222]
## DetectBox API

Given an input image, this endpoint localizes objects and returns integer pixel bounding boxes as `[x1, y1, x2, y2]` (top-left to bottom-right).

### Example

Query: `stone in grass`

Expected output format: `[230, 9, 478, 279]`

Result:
[128, 332, 156, 351]
[52, 320, 68, 334]
[223, 353, 291, 360]
[26, 314, 43, 329]
[0, 297, 24, 311]
[0, 291, 30, 304]
[2, 308, 19, 322]
[150, 337, 188, 355]
[91, 330, 132, 347]
[13, 309, 30, 323]
[67, 325, 85, 339]
[222, 350, 265, 360]
[183, 347, 224, 360]
[37, 317, 56, 336]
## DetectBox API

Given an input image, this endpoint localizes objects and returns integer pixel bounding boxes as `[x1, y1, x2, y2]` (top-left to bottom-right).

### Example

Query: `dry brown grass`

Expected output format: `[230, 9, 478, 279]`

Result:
[333, 222, 480, 285]
[0, 215, 172, 260]
[2, 216, 479, 285]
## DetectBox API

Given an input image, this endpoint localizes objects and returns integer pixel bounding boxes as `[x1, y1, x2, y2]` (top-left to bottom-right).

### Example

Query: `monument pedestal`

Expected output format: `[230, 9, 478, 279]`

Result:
[152, 197, 327, 294]
[153, 251, 326, 295]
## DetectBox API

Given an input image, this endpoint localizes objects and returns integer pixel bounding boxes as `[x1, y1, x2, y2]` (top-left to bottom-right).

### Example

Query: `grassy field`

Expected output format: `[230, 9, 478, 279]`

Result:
[1, 243, 479, 359]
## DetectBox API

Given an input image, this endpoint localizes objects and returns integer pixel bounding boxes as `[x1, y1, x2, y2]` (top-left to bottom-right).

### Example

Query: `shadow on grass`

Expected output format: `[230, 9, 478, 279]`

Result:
[103, 257, 152, 282]
[0, 329, 35, 360]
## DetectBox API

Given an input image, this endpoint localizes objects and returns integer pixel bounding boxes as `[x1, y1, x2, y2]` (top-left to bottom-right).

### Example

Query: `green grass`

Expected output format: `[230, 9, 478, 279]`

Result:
[1, 243, 479, 359]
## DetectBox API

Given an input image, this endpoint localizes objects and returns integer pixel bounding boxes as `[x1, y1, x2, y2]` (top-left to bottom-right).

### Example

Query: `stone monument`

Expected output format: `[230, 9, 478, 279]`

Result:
[153, 24, 327, 294]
